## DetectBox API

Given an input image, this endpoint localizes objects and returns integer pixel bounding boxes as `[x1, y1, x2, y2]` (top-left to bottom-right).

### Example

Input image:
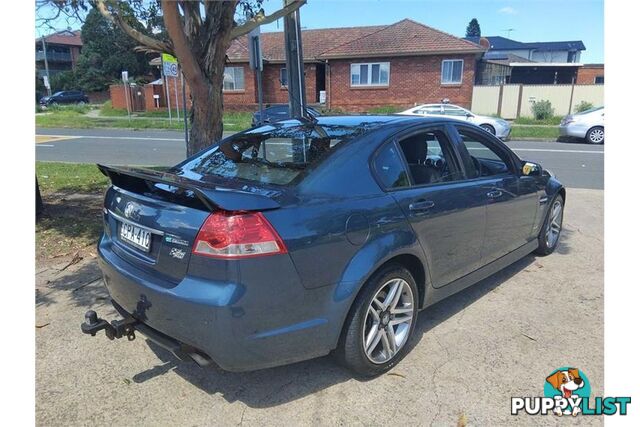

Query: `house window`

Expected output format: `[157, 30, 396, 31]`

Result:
[441, 59, 464, 84]
[280, 68, 288, 87]
[350, 62, 390, 87]
[594, 75, 604, 84]
[223, 67, 244, 91]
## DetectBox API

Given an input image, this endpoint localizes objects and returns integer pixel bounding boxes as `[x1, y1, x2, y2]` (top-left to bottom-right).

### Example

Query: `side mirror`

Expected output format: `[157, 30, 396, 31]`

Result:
[522, 161, 542, 176]
[465, 112, 473, 118]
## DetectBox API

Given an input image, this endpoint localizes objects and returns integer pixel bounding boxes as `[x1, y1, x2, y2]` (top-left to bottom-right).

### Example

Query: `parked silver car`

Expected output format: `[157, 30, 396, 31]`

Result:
[398, 104, 511, 140]
[559, 106, 604, 144]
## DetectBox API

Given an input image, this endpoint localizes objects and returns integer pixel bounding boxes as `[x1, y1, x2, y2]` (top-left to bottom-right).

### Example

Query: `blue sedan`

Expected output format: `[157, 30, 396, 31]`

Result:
[82, 115, 564, 376]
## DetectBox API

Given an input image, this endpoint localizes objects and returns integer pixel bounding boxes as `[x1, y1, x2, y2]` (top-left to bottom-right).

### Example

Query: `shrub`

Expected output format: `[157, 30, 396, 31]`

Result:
[574, 101, 594, 113]
[531, 100, 554, 121]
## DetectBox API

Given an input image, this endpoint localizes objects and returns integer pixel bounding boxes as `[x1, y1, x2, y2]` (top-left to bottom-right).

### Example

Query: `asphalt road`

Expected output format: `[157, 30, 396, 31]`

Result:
[36, 127, 604, 189]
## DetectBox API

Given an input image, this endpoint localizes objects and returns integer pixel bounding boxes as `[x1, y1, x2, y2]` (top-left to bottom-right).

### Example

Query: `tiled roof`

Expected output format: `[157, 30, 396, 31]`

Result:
[228, 25, 384, 62]
[318, 19, 484, 58]
[39, 30, 83, 47]
[227, 19, 483, 62]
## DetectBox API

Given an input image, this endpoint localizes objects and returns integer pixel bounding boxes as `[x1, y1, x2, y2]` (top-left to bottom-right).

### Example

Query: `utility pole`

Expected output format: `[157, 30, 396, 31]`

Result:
[40, 36, 51, 96]
[283, 0, 307, 119]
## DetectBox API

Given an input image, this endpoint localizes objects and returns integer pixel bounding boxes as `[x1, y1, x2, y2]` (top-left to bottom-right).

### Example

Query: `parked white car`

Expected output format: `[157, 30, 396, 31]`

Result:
[559, 106, 604, 144]
[398, 104, 511, 140]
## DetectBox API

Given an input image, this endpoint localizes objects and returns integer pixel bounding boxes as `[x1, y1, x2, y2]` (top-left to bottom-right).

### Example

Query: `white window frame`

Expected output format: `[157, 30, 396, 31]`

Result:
[223, 66, 245, 91]
[350, 62, 390, 87]
[441, 59, 464, 85]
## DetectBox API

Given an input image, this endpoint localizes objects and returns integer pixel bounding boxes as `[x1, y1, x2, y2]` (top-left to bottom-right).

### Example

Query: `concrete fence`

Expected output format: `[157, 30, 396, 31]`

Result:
[471, 84, 604, 119]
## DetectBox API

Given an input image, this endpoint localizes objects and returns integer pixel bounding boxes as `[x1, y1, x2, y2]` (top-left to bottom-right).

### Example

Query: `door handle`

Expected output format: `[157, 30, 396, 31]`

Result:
[409, 200, 435, 212]
[487, 190, 503, 199]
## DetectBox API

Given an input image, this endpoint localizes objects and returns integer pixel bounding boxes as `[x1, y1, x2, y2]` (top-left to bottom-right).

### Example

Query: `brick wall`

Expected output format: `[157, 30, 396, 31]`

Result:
[261, 63, 318, 105]
[223, 63, 256, 108]
[109, 85, 127, 109]
[576, 65, 604, 85]
[327, 54, 477, 112]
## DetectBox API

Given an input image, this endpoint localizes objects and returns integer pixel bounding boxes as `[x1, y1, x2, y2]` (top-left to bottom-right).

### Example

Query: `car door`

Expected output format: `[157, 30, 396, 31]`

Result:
[381, 125, 488, 288]
[451, 124, 539, 263]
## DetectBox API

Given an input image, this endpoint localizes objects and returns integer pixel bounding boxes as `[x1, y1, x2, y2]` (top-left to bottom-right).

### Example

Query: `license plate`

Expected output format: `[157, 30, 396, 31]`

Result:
[119, 222, 151, 252]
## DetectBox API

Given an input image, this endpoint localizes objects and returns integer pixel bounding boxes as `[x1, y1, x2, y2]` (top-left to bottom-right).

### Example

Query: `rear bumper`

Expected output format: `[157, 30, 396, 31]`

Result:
[559, 123, 587, 138]
[97, 237, 345, 372]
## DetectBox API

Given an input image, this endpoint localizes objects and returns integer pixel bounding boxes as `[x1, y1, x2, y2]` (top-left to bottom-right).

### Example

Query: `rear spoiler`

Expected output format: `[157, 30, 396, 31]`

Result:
[97, 164, 281, 211]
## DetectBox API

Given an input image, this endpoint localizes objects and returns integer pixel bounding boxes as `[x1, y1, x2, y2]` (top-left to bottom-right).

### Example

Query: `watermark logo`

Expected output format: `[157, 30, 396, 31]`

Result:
[511, 367, 631, 417]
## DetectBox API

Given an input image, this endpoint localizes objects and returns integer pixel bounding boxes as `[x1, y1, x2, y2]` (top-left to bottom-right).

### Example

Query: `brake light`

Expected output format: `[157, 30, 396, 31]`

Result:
[193, 211, 287, 259]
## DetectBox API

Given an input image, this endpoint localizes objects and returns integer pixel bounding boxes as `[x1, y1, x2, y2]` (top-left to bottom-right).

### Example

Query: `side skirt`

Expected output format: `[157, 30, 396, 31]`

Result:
[422, 239, 538, 309]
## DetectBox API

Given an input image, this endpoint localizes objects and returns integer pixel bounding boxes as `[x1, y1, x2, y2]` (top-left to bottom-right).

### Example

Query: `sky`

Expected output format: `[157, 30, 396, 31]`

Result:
[35, 0, 604, 63]
[259, 0, 604, 63]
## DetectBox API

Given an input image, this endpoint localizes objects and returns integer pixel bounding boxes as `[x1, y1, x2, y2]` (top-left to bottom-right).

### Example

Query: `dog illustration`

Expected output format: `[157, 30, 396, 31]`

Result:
[546, 368, 584, 416]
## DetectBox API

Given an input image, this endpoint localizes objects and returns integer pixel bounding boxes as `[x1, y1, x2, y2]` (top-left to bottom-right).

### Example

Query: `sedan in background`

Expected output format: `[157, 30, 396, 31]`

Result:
[83, 115, 564, 376]
[398, 104, 511, 140]
[39, 90, 90, 107]
[559, 106, 604, 144]
[252, 104, 321, 126]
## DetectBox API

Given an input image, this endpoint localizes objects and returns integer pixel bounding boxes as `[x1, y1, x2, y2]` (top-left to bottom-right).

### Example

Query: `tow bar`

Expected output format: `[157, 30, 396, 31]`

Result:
[81, 310, 138, 341]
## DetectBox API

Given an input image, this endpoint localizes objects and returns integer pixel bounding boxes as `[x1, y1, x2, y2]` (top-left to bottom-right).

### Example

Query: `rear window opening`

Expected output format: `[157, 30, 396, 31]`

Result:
[177, 120, 385, 186]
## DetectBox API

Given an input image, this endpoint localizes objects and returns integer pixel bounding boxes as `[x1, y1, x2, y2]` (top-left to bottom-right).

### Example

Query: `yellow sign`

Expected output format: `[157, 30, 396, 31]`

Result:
[162, 53, 177, 64]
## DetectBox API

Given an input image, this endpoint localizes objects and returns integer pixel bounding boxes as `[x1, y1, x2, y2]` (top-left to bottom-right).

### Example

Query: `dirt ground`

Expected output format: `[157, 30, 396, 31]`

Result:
[35, 188, 603, 426]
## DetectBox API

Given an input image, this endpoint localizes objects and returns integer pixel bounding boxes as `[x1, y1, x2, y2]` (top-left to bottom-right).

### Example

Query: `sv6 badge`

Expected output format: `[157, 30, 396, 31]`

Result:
[169, 247, 186, 259]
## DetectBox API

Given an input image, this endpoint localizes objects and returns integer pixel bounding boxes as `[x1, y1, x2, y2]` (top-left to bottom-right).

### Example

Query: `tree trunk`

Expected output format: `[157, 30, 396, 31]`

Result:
[188, 82, 223, 157]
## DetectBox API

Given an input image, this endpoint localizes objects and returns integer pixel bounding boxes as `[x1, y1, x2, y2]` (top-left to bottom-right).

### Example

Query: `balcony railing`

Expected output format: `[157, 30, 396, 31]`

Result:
[36, 51, 72, 62]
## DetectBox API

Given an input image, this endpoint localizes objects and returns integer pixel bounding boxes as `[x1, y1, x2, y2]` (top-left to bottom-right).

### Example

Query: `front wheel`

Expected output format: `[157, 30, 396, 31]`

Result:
[535, 194, 564, 255]
[480, 124, 496, 135]
[585, 126, 604, 144]
[336, 264, 418, 377]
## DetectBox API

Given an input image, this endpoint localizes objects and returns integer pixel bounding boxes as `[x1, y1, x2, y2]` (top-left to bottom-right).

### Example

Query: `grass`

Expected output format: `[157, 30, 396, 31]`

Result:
[513, 115, 563, 126]
[36, 101, 253, 132]
[36, 162, 108, 260]
[368, 105, 404, 114]
[510, 125, 560, 140]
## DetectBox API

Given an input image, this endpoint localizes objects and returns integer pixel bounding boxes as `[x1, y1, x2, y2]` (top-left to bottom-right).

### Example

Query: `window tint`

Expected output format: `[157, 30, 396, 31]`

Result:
[373, 144, 409, 189]
[442, 106, 468, 117]
[397, 130, 462, 186]
[177, 121, 386, 186]
[456, 128, 511, 178]
[416, 106, 443, 115]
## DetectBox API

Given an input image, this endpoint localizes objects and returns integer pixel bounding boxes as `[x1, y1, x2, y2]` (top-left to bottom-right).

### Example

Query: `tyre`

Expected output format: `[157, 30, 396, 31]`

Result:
[336, 264, 418, 377]
[534, 194, 564, 255]
[585, 126, 604, 144]
[480, 124, 496, 135]
[77, 101, 86, 106]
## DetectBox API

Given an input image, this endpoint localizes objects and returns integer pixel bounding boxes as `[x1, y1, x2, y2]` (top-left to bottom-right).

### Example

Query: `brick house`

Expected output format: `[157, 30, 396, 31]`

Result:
[576, 64, 604, 85]
[111, 19, 485, 112]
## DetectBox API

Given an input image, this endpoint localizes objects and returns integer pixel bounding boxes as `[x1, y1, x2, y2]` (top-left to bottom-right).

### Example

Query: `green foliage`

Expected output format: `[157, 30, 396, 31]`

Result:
[466, 18, 481, 37]
[49, 70, 79, 92]
[531, 100, 554, 120]
[73, 7, 153, 92]
[46, 103, 92, 114]
[574, 101, 594, 113]
[514, 116, 563, 125]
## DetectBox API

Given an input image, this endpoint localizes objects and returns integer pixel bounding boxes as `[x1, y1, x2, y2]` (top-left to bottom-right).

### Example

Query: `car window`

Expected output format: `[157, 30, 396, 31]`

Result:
[373, 143, 410, 189]
[455, 127, 512, 178]
[397, 129, 462, 186]
[442, 106, 468, 117]
[415, 106, 442, 115]
[177, 120, 387, 186]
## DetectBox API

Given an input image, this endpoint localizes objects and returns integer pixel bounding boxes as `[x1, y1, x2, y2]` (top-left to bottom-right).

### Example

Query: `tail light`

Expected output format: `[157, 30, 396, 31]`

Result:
[193, 211, 287, 259]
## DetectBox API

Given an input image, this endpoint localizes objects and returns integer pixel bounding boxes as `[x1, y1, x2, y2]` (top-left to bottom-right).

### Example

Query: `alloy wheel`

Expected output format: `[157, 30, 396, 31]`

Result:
[545, 200, 563, 247]
[588, 128, 604, 144]
[362, 278, 414, 364]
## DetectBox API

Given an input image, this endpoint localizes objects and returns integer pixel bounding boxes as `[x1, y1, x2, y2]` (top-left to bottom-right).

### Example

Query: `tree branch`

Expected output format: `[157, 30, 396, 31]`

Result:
[229, 0, 306, 39]
[161, 0, 208, 93]
[95, 0, 173, 54]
